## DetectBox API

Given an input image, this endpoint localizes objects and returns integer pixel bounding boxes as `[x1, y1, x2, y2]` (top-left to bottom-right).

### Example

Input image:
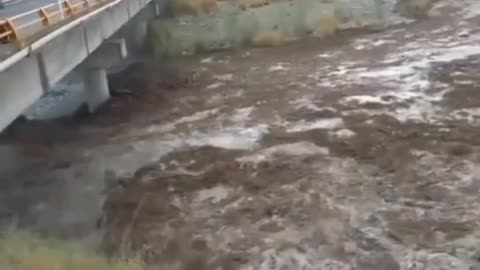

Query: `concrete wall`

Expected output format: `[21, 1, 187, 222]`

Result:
[0, 57, 45, 130]
[148, 0, 399, 55]
[112, 3, 158, 55]
[0, 0, 156, 131]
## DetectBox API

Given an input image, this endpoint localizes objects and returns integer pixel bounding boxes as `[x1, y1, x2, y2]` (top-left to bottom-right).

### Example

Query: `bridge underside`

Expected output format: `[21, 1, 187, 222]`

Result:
[0, 0, 155, 132]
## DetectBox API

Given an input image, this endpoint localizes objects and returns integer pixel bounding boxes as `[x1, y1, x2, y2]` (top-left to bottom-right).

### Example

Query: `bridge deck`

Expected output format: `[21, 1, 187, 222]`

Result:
[0, 0, 58, 60]
[0, 0, 57, 18]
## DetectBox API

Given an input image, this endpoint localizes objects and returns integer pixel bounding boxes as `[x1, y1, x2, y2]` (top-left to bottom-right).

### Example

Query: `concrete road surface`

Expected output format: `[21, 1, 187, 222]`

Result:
[0, 0, 58, 60]
[0, 0, 58, 18]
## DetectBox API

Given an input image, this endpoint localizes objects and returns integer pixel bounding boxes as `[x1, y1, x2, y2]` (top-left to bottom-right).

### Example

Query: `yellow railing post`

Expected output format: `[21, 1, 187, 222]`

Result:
[0, 0, 134, 44]
[4, 19, 19, 41]
[0, 22, 12, 42]
[38, 8, 52, 26]
[63, 0, 74, 16]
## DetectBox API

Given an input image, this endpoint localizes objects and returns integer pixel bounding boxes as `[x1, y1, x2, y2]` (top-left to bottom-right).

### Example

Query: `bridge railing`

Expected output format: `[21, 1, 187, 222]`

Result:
[0, 0, 116, 44]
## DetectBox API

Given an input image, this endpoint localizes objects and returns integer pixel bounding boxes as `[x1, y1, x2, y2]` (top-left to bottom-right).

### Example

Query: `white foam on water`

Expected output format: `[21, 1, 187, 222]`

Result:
[352, 38, 396, 51]
[461, 0, 480, 19]
[343, 40, 480, 123]
[316, 53, 333, 58]
[392, 99, 440, 123]
[230, 107, 255, 123]
[449, 108, 480, 125]
[200, 57, 214, 63]
[135, 108, 220, 135]
[341, 95, 391, 105]
[213, 73, 233, 81]
[287, 118, 344, 132]
[93, 124, 269, 175]
[94, 138, 181, 174]
[187, 125, 268, 150]
[237, 141, 329, 163]
[331, 129, 356, 139]
[316, 80, 339, 88]
[327, 66, 350, 77]
[193, 185, 233, 205]
[268, 63, 290, 72]
[177, 108, 220, 124]
[255, 248, 352, 270]
[401, 251, 471, 270]
[290, 96, 327, 111]
[207, 82, 223, 89]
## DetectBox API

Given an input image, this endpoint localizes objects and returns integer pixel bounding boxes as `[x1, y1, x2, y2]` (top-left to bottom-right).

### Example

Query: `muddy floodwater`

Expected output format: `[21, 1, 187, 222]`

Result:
[2, 0, 480, 269]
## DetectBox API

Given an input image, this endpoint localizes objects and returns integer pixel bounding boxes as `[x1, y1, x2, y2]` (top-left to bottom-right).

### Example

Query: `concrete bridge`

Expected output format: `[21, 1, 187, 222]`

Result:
[0, 0, 59, 17]
[0, 0, 161, 132]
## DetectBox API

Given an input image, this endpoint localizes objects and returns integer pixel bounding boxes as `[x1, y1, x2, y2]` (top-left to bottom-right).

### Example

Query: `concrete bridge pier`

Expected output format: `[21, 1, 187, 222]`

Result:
[84, 68, 110, 112]
[82, 39, 128, 112]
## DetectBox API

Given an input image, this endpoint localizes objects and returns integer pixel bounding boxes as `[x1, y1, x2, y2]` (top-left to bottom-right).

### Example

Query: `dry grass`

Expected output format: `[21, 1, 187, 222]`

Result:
[312, 9, 339, 38]
[251, 30, 288, 47]
[172, 0, 218, 15]
[238, 0, 270, 10]
[0, 231, 144, 270]
[396, 0, 435, 18]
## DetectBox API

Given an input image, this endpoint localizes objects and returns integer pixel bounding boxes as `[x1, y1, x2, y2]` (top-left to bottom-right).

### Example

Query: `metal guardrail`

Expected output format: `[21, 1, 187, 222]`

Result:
[0, 0, 116, 43]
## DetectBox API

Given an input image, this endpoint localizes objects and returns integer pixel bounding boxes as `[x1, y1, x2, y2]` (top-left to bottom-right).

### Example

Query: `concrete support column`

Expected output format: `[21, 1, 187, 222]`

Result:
[82, 39, 127, 113]
[84, 68, 110, 112]
[131, 20, 148, 52]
